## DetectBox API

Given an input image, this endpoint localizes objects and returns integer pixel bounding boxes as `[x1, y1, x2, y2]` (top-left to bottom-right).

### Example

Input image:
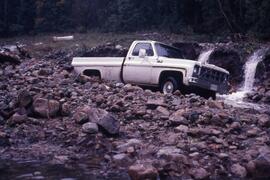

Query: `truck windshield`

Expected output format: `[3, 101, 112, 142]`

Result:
[155, 43, 185, 59]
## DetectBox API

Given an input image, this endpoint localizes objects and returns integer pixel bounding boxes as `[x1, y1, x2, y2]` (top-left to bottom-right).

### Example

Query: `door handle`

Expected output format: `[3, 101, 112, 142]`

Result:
[157, 59, 163, 63]
[129, 57, 135, 60]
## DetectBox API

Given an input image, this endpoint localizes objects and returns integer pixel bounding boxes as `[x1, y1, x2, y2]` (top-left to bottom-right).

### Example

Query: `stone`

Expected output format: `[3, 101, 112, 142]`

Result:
[175, 125, 189, 133]
[18, 90, 32, 107]
[97, 113, 120, 135]
[33, 98, 60, 118]
[146, 98, 165, 109]
[74, 111, 88, 124]
[231, 163, 247, 178]
[189, 168, 209, 179]
[113, 153, 132, 167]
[156, 106, 170, 116]
[128, 164, 158, 180]
[0, 132, 10, 147]
[117, 139, 142, 152]
[9, 112, 28, 125]
[157, 146, 182, 159]
[82, 122, 99, 134]
[61, 102, 70, 116]
[250, 146, 270, 178]
[247, 128, 260, 137]
[258, 114, 270, 127]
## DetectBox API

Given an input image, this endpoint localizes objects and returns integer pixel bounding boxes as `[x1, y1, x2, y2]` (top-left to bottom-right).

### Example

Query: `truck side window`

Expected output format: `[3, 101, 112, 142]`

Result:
[132, 43, 154, 56]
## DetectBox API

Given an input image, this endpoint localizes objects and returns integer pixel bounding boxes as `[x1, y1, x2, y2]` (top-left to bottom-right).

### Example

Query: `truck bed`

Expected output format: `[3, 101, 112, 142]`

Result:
[72, 57, 124, 82]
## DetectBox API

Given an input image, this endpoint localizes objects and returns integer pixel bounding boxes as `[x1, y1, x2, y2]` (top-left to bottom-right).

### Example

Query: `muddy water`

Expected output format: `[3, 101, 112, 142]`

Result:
[0, 160, 129, 180]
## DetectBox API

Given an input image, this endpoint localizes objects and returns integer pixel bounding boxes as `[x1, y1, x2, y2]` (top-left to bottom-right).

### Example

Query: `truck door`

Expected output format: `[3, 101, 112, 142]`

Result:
[123, 43, 154, 85]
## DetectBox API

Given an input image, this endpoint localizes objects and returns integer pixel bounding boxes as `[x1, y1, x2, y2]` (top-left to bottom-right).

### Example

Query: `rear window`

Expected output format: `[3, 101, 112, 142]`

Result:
[155, 43, 184, 59]
[132, 43, 154, 56]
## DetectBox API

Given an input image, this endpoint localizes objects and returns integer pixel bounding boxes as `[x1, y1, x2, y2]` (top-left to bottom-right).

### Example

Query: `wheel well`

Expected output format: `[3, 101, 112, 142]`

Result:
[83, 69, 101, 78]
[159, 71, 183, 85]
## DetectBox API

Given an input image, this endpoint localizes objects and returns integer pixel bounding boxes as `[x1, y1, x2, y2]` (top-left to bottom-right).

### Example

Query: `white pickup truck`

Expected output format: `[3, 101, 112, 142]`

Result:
[72, 41, 229, 98]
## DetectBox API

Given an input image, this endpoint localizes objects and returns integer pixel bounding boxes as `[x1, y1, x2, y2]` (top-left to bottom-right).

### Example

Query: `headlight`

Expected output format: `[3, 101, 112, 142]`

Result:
[193, 65, 200, 74]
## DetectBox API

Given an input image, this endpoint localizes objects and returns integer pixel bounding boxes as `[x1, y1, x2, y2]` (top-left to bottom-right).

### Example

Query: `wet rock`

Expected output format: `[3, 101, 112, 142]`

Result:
[98, 113, 120, 135]
[33, 98, 60, 118]
[82, 122, 99, 134]
[231, 163, 247, 178]
[189, 168, 209, 180]
[128, 164, 158, 180]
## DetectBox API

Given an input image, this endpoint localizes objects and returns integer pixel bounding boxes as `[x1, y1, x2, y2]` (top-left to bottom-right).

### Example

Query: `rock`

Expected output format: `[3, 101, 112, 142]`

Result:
[74, 111, 88, 124]
[117, 139, 142, 152]
[250, 146, 270, 178]
[82, 122, 99, 134]
[157, 146, 182, 160]
[156, 106, 170, 116]
[146, 98, 165, 109]
[33, 98, 60, 118]
[0, 132, 10, 147]
[113, 153, 132, 167]
[8, 112, 28, 125]
[61, 102, 70, 116]
[258, 114, 270, 127]
[231, 163, 247, 178]
[97, 113, 120, 135]
[189, 168, 209, 180]
[18, 90, 32, 107]
[128, 164, 158, 180]
[247, 127, 260, 137]
[206, 100, 224, 109]
[175, 125, 189, 133]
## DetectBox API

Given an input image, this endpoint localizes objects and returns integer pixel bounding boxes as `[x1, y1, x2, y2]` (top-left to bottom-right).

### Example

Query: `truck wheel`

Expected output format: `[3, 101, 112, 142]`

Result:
[161, 77, 179, 94]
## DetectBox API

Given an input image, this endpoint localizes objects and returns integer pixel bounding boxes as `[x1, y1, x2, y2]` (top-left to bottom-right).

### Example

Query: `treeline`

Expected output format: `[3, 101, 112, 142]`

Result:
[1, 0, 270, 38]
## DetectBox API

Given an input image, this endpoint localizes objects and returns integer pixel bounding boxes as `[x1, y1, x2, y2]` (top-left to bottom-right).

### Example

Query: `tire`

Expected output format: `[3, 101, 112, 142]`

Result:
[160, 77, 179, 94]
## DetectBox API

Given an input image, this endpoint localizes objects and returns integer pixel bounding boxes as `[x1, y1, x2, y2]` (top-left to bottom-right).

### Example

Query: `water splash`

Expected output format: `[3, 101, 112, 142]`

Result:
[198, 49, 214, 64]
[218, 48, 268, 110]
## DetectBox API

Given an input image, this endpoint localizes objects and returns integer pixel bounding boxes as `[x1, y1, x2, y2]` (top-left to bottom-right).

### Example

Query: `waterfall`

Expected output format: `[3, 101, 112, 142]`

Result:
[218, 48, 268, 110]
[198, 49, 214, 64]
[242, 49, 267, 92]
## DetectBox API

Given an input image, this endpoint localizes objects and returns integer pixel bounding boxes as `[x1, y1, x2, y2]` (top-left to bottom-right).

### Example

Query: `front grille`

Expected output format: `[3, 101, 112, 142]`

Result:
[199, 67, 227, 83]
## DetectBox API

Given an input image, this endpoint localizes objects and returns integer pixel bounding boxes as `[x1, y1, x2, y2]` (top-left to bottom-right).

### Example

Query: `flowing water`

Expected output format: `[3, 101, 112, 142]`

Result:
[218, 48, 268, 110]
[197, 49, 214, 64]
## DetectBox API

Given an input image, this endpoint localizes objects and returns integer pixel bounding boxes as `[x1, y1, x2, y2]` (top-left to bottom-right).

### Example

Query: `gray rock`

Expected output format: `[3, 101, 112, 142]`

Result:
[82, 122, 99, 134]
[97, 113, 120, 135]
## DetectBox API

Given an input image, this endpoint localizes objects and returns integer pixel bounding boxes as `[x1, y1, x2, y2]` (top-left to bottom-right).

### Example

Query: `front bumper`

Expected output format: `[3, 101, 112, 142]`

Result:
[188, 77, 229, 94]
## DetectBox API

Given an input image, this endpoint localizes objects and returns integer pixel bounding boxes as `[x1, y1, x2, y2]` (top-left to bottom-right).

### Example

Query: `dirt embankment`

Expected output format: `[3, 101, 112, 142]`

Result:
[1, 41, 270, 179]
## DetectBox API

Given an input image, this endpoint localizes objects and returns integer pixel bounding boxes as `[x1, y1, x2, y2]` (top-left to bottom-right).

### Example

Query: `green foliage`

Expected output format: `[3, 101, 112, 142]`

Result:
[0, 0, 270, 39]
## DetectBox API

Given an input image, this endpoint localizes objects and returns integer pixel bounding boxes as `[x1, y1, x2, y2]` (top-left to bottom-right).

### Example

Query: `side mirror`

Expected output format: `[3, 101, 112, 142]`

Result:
[139, 49, 146, 58]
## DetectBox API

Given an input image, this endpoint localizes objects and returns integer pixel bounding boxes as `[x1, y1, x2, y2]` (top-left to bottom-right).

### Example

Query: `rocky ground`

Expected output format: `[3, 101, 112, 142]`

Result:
[1, 37, 270, 179]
